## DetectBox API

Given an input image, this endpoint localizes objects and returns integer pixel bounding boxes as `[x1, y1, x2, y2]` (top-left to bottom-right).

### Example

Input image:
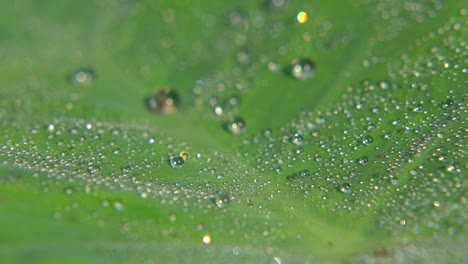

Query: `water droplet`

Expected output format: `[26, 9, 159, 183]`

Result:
[291, 133, 304, 145]
[300, 169, 310, 177]
[391, 118, 401, 126]
[169, 156, 184, 168]
[339, 183, 352, 194]
[179, 151, 190, 161]
[296, 11, 308, 24]
[266, 0, 289, 9]
[202, 234, 211, 244]
[227, 10, 246, 27]
[358, 156, 369, 165]
[412, 104, 424, 112]
[383, 132, 392, 139]
[169, 214, 177, 222]
[64, 187, 74, 195]
[295, 147, 304, 154]
[70, 68, 95, 86]
[213, 105, 224, 115]
[287, 173, 299, 181]
[441, 99, 455, 109]
[46, 124, 55, 133]
[224, 117, 246, 135]
[192, 80, 204, 95]
[275, 167, 283, 174]
[113, 200, 125, 211]
[289, 58, 316, 80]
[273, 256, 282, 264]
[146, 89, 180, 114]
[225, 96, 241, 106]
[236, 49, 250, 64]
[362, 135, 374, 145]
[211, 193, 231, 208]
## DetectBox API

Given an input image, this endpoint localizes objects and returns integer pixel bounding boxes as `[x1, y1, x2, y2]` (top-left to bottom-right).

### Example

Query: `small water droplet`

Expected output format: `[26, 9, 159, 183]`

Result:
[211, 193, 231, 208]
[225, 96, 241, 106]
[291, 133, 304, 145]
[64, 187, 74, 195]
[391, 118, 401, 126]
[146, 89, 180, 114]
[441, 99, 455, 109]
[359, 156, 369, 165]
[213, 105, 224, 115]
[169, 214, 177, 222]
[202, 234, 211, 244]
[46, 124, 55, 133]
[412, 104, 424, 112]
[300, 169, 310, 177]
[383, 132, 392, 139]
[288, 58, 316, 80]
[339, 183, 352, 194]
[362, 135, 374, 145]
[179, 151, 190, 161]
[113, 200, 125, 211]
[169, 156, 184, 168]
[296, 11, 308, 24]
[192, 80, 204, 95]
[70, 68, 95, 86]
[224, 117, 246, 135]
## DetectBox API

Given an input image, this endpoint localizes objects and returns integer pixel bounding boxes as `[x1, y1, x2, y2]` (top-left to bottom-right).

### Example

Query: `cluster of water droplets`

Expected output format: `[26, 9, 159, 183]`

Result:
[0, 0, 466, 262]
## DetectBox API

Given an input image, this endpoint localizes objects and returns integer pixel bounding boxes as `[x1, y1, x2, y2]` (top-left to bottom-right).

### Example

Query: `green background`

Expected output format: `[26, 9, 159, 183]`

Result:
[0, 0, 466, 263]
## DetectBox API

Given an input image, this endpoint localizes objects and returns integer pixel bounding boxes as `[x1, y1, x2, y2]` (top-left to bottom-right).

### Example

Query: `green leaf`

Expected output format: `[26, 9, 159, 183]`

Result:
[0, 0, 466, 263]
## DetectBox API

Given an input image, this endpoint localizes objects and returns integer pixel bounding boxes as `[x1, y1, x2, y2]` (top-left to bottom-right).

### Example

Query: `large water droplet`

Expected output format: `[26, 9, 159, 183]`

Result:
[169, 156, 184, 168]
[289, 58, 315, 80]
[291, 133, 304, 145]
[362, 135, 374, 145]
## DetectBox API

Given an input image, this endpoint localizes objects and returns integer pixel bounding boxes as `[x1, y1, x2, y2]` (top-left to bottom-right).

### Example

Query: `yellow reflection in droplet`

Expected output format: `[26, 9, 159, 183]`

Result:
[296, 11, 308, 24]
[202, 234, 211, 244]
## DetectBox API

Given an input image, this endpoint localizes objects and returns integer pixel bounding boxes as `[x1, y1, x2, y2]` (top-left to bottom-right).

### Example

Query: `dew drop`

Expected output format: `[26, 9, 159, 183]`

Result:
[383, 132, 392, 139]
[300, 169, 310, 177]
[202, 234, 211, 244]
[146, 89, 180, 114]
[46, 124, 55, 133]
[169, 156, 184, 168]
[362, 135, 374, 145]
[441, 99, 455, 109]
[64, 187, 74, 196]
[192, 80, 204, 95]
[296, 11, 308, 24]
[412, 104, 424, 112]
[212, 193, 231, 208]
[224, 117, 246, 135]
[339, 183, 352, 194]
[359, 156, 369, 165]
[291, 133, 304, 145]
[113, 200, 125, 211]
[70, 68, 95, 86]
[275, 167, 283, 174]
[213, 105, 224, 115]
[225, 96, 241, 106]
[179, 151, 190, 161]
[289, 58, 316, 80]
[391, 118, 401, 126]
